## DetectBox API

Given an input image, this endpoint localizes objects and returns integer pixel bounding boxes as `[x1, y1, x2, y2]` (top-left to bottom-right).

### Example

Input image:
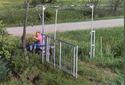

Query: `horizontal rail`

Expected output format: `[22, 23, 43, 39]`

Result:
[46, 35, 77, 47]
[42, 34, 78, 78]
[57, 39, 77, 47]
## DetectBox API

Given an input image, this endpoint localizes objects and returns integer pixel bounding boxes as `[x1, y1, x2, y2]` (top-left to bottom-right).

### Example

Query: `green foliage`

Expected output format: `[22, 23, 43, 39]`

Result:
[57, 27, 123, 70]
[0, 21, 7, 35]
[0, 21, 10, 60]
[31, 0, 56, 5]
[0, 59, 9, 81]
[0, 0, 124, 26]
[0, 36, 18, 61]
[11, 50, 28, 74]
[27, 36, 36, 44]
[0, 21, 20, 81]
[0, 26, 123, 85]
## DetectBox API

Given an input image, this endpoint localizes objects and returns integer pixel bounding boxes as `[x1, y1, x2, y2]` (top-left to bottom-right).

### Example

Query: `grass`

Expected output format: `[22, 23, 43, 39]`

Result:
[56, 0, 110, 5]
[0, 0, 124, 26]
[57, 27, 123, 69]
[0, 27, 123, 85]
[0, 0, 23, 9]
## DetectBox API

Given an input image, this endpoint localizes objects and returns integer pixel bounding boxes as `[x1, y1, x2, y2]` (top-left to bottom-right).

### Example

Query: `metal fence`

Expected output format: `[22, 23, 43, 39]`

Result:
[41, 35, 78, 78]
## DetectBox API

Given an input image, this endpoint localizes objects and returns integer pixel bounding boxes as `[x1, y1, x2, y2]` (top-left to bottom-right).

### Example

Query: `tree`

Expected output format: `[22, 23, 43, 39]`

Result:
[31, 0, 56, 5]
[22, 0, 30, 55]
[89, 0, 101, 11]
[110, 0, 123, 12]
[122, 0, 125, 85]
[22, 0, 55, 55]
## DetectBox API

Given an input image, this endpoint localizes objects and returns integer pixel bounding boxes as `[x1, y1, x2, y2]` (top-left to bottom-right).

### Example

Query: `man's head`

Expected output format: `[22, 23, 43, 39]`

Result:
[36, 32, 41, 36]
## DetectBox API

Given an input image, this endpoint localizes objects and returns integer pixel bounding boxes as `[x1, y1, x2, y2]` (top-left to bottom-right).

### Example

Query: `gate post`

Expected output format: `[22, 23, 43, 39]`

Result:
[54, 41, 56, 67]
[46, 36, 50, 62]
[59, 42, 62, 69]
[42, 34, 46, 63]
[73, 47, 76, 77]
[75, 46, 78, 78]
[42, 47, 44, 63]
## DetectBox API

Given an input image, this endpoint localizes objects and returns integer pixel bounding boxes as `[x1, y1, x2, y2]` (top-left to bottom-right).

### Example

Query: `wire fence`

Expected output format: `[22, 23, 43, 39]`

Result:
[40, 35, 78, 78]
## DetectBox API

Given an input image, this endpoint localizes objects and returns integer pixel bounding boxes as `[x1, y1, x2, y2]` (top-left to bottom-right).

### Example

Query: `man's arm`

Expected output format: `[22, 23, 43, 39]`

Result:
[34, 36, 39, 40]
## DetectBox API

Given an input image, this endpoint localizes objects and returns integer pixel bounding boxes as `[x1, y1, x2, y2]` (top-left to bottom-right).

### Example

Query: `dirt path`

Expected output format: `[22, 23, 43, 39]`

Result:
[7, 18, 124, 36]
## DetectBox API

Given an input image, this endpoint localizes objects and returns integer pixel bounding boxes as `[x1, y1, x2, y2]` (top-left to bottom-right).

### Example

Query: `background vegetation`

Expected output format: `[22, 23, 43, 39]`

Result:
[0, 0, 124, 26]
[0, 20, 123, 84]
[0, 0, 123, 85]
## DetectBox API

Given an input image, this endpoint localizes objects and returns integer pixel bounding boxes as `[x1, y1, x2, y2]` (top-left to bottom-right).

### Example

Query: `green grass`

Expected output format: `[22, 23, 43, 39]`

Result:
[0, 27, 123, 85]
[56, 0, 109, 5]
[0, 0, 23, 9]
[0, 0, 124, 26]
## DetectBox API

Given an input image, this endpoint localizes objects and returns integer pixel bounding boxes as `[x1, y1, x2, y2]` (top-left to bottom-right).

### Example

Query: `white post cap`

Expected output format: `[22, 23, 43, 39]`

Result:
[43, 6, 46, 11]
[89, 5, 94, 9]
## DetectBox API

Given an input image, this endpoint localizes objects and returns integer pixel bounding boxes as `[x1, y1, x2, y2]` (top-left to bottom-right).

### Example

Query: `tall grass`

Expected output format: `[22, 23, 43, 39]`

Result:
[57, 27, 123, 71]
[0, 0, 124, 26]
[0, 27, 123, 85]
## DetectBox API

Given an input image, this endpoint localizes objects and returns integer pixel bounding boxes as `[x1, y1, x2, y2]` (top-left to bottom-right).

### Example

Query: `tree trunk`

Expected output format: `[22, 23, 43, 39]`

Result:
[113, 3, 118, 12]
[22, 0, 29, 55]
[123, 0, 125, 85]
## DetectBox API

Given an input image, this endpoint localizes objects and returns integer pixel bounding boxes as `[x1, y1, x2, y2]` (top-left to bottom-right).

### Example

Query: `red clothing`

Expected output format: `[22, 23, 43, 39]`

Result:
[36, 34, 42, 44]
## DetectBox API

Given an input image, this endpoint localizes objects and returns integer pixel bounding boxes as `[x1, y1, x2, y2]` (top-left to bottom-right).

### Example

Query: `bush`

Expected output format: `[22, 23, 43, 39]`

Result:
[0, 21, 20, 80]
[0, 59, 10, 81]
[31, 0, 56, 5]
[112, 42, 122, 58]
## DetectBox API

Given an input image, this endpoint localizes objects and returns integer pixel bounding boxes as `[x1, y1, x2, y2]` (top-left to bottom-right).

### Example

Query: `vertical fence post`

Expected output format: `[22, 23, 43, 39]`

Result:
[100, 37, 103, 58]
[90, 31, 92, 58]
[46, 36, 49, 62]
[73, 47, 76, 77]
[48, 37, 50, 62]
[59, 42, 62, 69]
[45, 36, 47, 62]
[93, 30, 96, 57]
[90, 30, 95, 58]
[42, 35, 45, 63]
[42, 47, 44, 63]
[54, 41, 56, 67]
[75, 46, 78, 78]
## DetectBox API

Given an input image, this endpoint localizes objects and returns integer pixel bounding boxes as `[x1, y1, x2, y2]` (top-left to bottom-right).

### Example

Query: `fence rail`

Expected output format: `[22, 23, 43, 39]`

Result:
[41, 35, 78, 78]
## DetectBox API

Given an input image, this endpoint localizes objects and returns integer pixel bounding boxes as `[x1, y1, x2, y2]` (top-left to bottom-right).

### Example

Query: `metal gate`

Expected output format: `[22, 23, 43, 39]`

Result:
[41, 35, 78, 78]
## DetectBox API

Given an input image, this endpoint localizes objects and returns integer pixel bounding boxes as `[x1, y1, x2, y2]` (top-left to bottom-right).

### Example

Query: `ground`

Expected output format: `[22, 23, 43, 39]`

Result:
[0, 27, 123, 85]
[0, 0, 124, 85]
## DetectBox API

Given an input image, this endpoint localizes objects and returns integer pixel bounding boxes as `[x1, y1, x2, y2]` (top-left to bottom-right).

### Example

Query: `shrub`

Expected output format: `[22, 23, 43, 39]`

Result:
[112, 42, 122, 58]
[0, 21, 20, 80]
[30, 0, 56, 6]
[0, 59, 9, 81]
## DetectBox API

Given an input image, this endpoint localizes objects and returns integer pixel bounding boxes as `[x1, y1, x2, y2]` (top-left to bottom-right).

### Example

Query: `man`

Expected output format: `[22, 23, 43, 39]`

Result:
[34, 32, 43, 49]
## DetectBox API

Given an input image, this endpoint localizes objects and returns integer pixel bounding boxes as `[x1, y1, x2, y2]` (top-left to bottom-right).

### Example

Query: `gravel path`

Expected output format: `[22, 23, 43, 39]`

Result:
[7, 18, 124, 36]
